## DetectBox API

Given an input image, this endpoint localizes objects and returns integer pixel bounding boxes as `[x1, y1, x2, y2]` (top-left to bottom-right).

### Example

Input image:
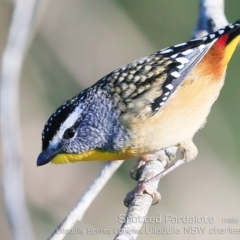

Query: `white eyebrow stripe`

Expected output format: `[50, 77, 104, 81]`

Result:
[49, 105, 83, 148]
[60, 106, 83, 136]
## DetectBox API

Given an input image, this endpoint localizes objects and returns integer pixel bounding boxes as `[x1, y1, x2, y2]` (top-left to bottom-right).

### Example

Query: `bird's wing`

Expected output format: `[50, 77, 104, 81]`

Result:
[96, 21, 240, 119]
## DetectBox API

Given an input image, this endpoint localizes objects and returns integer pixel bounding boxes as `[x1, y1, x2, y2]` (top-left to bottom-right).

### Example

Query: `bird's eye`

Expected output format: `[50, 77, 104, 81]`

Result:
[63, 128, 76, 140]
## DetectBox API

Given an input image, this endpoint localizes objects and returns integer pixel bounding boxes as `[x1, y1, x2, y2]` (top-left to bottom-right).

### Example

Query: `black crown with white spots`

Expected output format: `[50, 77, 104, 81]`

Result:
[42, 93, 85, 150]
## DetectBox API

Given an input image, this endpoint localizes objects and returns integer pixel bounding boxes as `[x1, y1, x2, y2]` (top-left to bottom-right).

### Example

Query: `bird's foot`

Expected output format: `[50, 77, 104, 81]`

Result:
[126, 141, 197, 206]
[130, 147, 177, 181]
[124, 182, 161, 207]
[145, 140, 198, 183]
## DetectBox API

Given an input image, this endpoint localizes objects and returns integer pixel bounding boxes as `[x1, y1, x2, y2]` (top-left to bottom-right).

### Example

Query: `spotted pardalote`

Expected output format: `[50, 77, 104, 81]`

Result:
[37, 20, 240, 167]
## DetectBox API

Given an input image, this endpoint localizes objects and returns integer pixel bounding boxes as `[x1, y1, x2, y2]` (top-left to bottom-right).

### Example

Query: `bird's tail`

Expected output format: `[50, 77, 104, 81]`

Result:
[213, 19, 240, 65]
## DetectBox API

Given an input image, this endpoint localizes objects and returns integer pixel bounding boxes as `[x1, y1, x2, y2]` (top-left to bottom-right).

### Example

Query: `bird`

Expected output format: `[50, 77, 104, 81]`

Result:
[37, 20, 240, 172]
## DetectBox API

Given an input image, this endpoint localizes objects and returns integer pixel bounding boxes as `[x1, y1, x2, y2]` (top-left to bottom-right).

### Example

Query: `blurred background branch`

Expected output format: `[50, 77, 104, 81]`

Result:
[49, 160, 123, 240]
[0, 0, 47, 239]
[192, 0, 228, 38]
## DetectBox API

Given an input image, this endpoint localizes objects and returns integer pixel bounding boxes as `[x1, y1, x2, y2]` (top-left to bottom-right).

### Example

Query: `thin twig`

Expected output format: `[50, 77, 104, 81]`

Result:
[48, 160, 123, 240]
[115, 0, 228, 239]
[0, 0, 47, 240]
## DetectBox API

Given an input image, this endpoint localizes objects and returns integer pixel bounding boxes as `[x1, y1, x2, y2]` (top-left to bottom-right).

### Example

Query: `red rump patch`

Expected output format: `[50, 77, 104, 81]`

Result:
[215, 34, 229, 48]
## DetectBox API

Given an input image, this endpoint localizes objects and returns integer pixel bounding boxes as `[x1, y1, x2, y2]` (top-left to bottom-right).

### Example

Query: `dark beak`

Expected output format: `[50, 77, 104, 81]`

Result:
[37, 147, 62, 166]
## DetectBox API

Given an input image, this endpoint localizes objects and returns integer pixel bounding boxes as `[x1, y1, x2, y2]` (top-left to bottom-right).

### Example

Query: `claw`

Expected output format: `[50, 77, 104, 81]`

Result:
[130, 151, 172, 181]
[130, 156, 149, 180]
[124, 182, 161, 207]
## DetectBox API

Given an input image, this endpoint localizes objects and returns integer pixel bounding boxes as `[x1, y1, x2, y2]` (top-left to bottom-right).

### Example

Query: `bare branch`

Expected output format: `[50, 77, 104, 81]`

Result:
[48, 160, 123, 240]
[0, 0, 47, 239]
[114, 159, 165, 240]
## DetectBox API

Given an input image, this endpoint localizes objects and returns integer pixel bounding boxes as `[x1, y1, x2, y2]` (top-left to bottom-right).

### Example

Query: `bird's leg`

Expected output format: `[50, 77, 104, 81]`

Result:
[149, 139, 198, 180]
[130, 154, 162, 180]
[130, 147, 177, 180]
[125, 140, 198, 206]
[179, 139, 199, 162]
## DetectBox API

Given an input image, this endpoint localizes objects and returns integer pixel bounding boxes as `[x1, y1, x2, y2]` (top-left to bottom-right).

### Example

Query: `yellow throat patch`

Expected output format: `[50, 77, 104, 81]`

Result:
[51, 148, 136, 164]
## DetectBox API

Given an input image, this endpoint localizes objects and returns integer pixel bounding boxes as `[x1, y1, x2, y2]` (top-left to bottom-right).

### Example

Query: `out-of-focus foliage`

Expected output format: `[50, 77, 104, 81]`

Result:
[0, 0, 240, 239]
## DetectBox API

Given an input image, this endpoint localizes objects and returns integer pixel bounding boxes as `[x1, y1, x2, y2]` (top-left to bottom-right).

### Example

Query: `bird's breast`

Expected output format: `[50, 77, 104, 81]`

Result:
[128, 66, 226, 155]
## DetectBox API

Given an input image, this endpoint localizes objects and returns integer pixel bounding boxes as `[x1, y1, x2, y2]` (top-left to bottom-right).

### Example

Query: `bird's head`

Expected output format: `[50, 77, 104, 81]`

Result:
[37, 87, 132, 166]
